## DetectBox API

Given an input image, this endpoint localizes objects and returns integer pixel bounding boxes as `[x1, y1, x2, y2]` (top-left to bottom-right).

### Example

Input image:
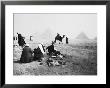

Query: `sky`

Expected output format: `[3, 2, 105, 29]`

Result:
[14, 13, 97, 39]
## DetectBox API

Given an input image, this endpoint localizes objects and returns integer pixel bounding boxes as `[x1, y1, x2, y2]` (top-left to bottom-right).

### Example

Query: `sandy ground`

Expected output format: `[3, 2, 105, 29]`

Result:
[13, 43, 97, 75]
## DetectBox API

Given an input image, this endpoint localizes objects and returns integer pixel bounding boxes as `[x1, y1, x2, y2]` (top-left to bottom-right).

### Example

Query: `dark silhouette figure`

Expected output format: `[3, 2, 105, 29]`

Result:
[13, 36, 18, 41]
[66, 37, 68, 44]
[33, 44, 45, 61]
[46, 41, 55, 56]
[46, 41, 61, 56]
[54, 33, 65, 44]
[33, 47, 43, 62]
[13, 36, 15, 41]
[17, 33, 26, 47]
[20, 44, 33, 63]
[30, 36, 33, 41]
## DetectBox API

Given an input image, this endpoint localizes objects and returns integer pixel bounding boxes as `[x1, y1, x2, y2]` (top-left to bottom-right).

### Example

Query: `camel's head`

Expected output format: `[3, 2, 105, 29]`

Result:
[63, 35, 65, 38]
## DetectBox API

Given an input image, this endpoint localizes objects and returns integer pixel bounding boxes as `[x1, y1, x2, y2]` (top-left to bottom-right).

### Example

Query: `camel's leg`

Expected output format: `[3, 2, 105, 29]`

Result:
[54, 39, 56, 43]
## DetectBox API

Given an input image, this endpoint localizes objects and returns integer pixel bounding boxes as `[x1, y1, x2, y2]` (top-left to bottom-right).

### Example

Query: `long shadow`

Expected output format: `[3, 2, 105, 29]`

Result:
[13, 60, 40, 64]
[13, 60, 21, 63]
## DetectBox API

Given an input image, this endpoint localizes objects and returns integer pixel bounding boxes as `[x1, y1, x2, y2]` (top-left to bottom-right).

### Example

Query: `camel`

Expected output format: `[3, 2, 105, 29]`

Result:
[54, 33, 65, 44]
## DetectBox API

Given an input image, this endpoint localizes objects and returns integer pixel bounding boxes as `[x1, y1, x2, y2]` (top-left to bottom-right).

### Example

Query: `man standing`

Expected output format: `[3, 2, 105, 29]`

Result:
[66, 37, 68, 44]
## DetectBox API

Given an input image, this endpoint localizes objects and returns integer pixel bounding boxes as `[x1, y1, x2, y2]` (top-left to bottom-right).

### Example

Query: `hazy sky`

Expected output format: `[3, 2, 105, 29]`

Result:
[14, 13, 97, 39]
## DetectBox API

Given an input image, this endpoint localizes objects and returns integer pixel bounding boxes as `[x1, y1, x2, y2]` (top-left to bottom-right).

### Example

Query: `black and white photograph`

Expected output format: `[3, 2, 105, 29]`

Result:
[13, 13, 97, 76]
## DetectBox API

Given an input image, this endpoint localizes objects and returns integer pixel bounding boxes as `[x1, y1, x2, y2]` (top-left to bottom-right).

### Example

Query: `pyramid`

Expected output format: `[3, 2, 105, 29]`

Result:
[75, 32, 89, 40]
[32, 28, 55, 43]
[41, 28, 54, 39]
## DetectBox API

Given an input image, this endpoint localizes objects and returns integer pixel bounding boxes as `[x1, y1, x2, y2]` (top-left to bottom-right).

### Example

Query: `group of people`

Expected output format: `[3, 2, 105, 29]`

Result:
[20, 43, 45, 63]
[15, 33, 65, 65]
[20, 41, 62, 64]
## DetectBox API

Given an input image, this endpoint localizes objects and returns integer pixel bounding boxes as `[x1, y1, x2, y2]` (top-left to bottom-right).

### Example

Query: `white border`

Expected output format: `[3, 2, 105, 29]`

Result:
[5, 5, 106, 84]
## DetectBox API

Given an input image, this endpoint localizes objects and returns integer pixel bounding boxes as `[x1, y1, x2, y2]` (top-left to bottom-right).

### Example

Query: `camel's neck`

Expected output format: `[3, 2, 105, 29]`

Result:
[62, 36, 65, 38]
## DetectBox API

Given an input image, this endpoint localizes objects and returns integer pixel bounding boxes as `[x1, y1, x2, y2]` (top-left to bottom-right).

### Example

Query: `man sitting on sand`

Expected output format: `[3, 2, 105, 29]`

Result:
[20, 44, 33, 63]
[33, 43, 45, 62]
[46, 41, 61, 57]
